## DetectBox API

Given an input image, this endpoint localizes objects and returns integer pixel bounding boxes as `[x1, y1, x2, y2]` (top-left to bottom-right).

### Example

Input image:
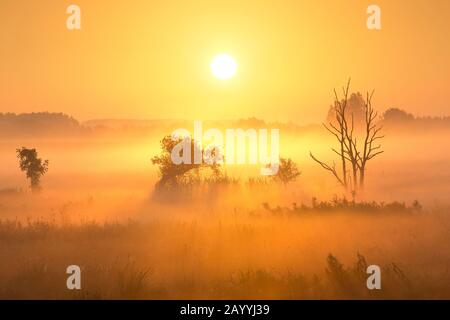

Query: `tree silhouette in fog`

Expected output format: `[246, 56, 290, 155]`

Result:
[151, 135, 222, 192]
[16, 147, 49, 192]
[271, 158, 301, 185]
[326, 91, 366, 126]
[310, 80, 384, 192]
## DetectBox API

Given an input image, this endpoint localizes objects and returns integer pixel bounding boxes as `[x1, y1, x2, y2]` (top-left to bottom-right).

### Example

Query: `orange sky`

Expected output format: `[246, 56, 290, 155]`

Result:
[0, 0, 449, 124]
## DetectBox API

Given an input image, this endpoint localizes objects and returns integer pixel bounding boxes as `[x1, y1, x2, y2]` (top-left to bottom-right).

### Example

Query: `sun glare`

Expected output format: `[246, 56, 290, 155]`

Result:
[211, 54, 237, 80]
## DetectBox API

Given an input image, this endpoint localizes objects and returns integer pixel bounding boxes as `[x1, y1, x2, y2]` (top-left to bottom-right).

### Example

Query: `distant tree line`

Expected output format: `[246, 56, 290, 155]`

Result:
[381, 108, 450, 128]
[326, 97, 450, 128]
[1, 110, 449, 140]
[0, 112, 86, 137]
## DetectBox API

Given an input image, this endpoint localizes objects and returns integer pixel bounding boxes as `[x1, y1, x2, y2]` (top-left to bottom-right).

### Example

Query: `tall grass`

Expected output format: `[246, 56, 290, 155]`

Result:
[0, 201, 449, 299]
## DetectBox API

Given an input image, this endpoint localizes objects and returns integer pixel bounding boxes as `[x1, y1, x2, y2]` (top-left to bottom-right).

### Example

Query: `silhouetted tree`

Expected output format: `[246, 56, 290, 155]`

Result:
[311, 79, 353, 189]
[326, 92, 366, 126]
[151, 135, 223, 192]
[310, 80, 384, 192]
[16, 147, 49, 192]
[272, 157, 301, 185]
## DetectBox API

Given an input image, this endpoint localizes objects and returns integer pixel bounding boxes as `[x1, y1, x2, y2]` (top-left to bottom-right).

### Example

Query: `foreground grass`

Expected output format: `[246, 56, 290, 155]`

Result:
[0, 203, 449, 299]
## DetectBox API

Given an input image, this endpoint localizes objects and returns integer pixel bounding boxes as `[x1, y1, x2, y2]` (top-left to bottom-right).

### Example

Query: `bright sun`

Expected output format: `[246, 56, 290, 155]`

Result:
[211, 54, 237, 80]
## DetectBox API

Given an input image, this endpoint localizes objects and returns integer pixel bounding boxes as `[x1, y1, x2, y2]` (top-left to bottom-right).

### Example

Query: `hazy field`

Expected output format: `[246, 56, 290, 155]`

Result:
[0, 126, 449, 299]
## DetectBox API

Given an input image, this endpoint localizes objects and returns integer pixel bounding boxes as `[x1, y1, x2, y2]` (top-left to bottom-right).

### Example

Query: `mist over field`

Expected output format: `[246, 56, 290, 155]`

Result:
[2, 0, 450, 303]
[1, 112, 449, 299]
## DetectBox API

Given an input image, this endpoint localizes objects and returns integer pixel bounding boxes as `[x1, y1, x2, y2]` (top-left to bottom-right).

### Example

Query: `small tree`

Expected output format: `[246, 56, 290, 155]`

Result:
[272, 157, 301, 184]
[16, 147, 49, 192]
[151, 135, 223, 192]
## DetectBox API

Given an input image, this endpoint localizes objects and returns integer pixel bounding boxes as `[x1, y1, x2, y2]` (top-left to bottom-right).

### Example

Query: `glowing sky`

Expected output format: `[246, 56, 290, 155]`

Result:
[1, 0, 449, 123]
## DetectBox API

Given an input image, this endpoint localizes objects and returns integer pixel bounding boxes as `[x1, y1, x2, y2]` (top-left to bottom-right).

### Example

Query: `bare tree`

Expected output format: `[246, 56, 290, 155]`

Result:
[310, 79, 353, 189]
[309, 152, 346, 187]
[310, 80, 383, 192]
[356, 91, 384, 188]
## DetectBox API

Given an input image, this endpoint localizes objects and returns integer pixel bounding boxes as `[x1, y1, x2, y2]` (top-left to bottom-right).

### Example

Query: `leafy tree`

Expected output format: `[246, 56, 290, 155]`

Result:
[151, 135, 222, 191]
[271, 157, 300, 184]
[326, 92, 366, 126]
[16, 147, 49, 192]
